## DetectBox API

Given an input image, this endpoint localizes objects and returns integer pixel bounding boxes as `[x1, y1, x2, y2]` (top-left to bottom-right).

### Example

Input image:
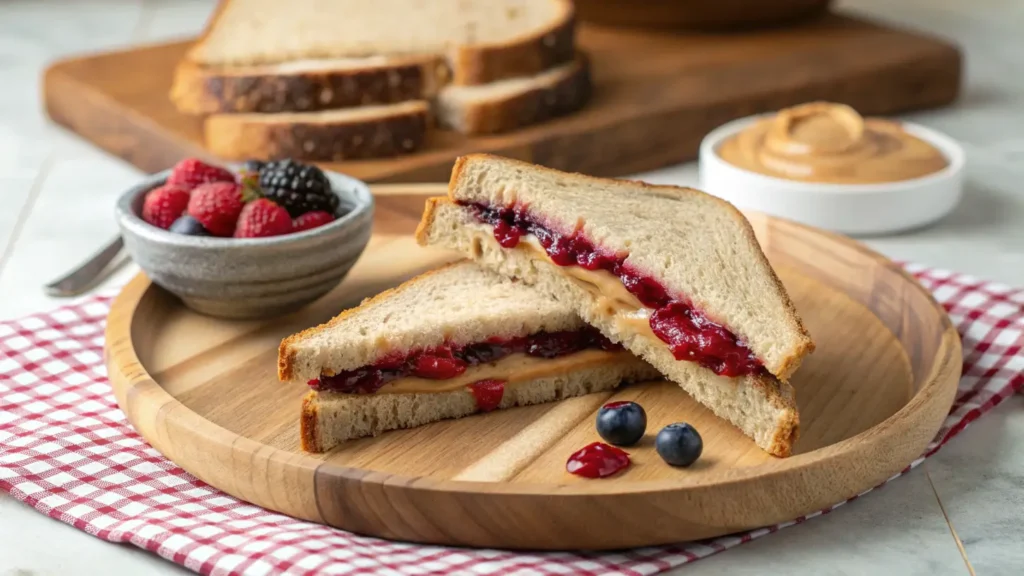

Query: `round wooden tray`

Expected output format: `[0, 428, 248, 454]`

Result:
[105, 207, 961, 550]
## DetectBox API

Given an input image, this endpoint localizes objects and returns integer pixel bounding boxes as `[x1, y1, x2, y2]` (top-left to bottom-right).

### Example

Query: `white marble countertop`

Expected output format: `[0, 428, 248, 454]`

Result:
[0, 0, 1021, 574]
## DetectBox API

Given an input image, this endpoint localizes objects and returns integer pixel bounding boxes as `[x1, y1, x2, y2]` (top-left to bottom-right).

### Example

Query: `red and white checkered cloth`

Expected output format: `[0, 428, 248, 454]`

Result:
[0, 265, 1021, 576]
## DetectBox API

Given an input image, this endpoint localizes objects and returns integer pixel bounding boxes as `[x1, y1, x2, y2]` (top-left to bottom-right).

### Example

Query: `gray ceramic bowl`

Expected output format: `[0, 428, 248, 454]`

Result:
[116, 169, 373, 319]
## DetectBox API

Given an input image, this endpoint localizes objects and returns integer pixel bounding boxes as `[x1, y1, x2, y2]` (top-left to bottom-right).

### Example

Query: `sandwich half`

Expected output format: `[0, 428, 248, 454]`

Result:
[279, 261, 659, 453]
[416, 155, 815, 456]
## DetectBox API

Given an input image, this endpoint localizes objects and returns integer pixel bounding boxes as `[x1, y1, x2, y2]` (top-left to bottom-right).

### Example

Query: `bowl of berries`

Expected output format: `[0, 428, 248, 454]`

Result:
[116, 157, 373, 319]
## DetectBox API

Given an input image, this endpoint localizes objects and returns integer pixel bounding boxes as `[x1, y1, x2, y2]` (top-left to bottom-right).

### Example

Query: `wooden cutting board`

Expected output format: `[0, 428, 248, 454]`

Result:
[104, 191, 961, 549]
[45, 13, 960, 182]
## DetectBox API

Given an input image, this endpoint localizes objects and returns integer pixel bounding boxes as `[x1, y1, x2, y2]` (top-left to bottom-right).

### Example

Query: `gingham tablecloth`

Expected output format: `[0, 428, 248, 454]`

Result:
[0, 264, 1021, 576]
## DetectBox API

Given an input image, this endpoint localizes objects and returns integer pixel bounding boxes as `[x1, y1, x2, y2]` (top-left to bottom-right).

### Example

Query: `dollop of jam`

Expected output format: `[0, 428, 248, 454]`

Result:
[566, 442, 631, 478]
[311, 327, 620, 393]
[468, 379, 505, 411]
[463, 202, 764, 377]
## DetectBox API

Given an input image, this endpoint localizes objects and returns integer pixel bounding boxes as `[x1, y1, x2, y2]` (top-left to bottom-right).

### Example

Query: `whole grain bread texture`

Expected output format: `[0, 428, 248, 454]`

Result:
[421, 154, 814, 381]
[203, 101, 429, 161]
[417, 198, 800, 456]
[301, 359, 657, 452]
[184, 0, 576, 86]
[171, 56, 443, 114]
[435, 55, 591, 135]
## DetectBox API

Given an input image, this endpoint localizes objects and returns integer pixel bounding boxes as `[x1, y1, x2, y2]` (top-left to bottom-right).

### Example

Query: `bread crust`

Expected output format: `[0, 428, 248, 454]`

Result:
[433, 154, 815, 381]
[171, 57, 441, 115]
[438, 56, 591, 135]
[203, 103, 429, 161]
[447, 7, 576, 85]
[299, 391, 321, 452]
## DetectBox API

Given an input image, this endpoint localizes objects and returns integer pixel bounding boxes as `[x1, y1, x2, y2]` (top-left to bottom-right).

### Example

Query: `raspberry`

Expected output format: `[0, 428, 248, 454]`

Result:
[292, 210, 335, 232]
[234, 199, 293, 238]
[141, 184, 191, 229]
[187, 182, 246, 237]
[167, 158, 234, 190]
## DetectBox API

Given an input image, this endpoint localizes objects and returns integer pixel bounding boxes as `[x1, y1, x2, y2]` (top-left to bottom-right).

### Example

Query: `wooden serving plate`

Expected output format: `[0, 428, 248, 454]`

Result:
[46, 13, 959, 182]
[105, 191, 961, 549]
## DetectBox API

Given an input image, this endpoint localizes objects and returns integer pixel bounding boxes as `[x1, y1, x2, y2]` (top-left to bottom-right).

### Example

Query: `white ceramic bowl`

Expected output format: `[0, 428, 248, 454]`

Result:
[698, 115, 965, 236]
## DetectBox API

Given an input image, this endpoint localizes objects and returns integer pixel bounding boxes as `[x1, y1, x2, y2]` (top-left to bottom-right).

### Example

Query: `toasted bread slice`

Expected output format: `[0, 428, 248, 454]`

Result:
[203, 101, 429, 161]
[171, 56, 443, 115]
[282, 261, 658, 452]
[185, 0, 575, 86]
[435, 55, 591, 135]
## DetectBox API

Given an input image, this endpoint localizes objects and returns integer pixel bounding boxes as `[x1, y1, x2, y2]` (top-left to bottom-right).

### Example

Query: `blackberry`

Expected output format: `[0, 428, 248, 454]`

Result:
[257, 159, 338, 217]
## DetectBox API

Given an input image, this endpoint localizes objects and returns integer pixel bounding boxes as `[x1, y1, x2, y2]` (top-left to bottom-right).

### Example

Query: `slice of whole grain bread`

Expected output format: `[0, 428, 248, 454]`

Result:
[171, 56, 443, 115]
[435, 55, 590, 135]
[203, 100, 430, 161]
[185, 0, 575, 86]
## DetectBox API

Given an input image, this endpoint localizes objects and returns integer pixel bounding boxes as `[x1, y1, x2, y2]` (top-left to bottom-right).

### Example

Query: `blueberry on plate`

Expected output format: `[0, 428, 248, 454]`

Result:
[655, 423, 703, 467]
[596, 401, 647, 446]
[169, 215, 210, 236]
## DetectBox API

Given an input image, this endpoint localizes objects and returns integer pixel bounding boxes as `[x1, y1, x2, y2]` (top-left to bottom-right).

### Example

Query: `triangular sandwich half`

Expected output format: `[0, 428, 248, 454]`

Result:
[415, 155, 815, 456]
[279, 261, 659, 452]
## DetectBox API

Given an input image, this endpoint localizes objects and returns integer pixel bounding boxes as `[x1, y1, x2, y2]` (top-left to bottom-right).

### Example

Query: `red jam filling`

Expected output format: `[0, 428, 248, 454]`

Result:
[566, 442, 630, 478]
[310, 327, 620, 393]
[468, 379, 505, 411]
[463, 202, 764, 377]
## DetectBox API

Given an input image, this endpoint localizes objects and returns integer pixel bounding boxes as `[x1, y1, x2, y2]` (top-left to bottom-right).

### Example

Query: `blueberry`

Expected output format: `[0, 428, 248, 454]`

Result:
[655, 423, 703, 467]
[241, 159, 265, 173]
[596, 401, 646, 446]
[169, 215, 210, 236]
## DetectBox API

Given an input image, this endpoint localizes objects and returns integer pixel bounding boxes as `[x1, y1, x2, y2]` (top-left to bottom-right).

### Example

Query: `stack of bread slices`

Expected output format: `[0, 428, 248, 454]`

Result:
[170, 0, 591, 162]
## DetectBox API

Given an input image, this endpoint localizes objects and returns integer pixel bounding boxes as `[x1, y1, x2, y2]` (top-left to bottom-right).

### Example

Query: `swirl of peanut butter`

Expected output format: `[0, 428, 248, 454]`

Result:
[717, 102, 949, 184]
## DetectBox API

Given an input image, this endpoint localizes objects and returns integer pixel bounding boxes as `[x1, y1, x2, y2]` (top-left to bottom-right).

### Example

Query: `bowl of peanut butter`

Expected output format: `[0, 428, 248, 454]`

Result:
[698, 102, 964, 235]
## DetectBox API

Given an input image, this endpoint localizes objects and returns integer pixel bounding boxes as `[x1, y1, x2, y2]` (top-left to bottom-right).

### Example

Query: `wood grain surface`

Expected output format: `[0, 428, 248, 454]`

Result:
[104, 190, 962, 550]
[45, 13, 960, 182]
[573, 0, 832, 30]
